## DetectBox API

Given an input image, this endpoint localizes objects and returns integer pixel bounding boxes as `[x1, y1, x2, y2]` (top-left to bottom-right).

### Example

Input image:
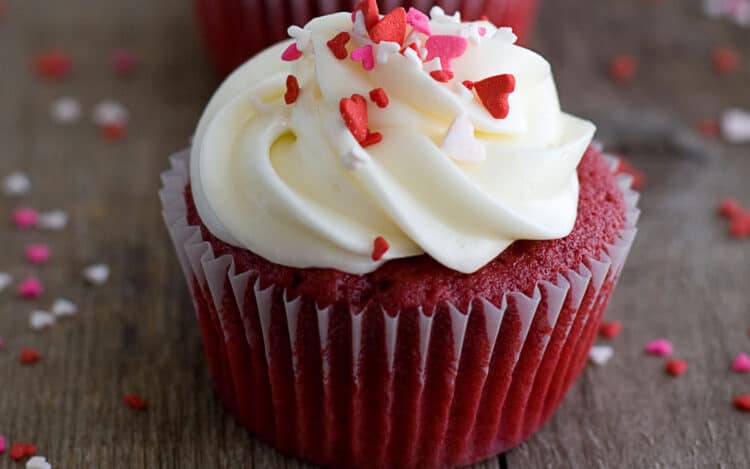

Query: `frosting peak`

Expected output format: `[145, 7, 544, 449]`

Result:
[190, 8, 595, 275]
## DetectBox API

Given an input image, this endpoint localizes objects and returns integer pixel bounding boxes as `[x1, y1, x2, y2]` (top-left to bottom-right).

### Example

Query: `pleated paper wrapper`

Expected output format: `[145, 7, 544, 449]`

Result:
[160, 148, 638, 469]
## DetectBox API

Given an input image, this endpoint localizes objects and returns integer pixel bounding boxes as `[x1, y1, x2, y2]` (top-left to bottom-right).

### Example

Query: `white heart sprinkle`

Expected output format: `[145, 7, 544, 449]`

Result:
[38, 210, 69, 231]
[50, 96, 81, 124]
[0, 272, 12, 291]
[30, 311, 56, 331]
[287, 25, 312, 51]
[492, 27, 518, 44]
[51, 298, 78, 318]
[341, 146, 369, 171]
[588, 345, 614, 366]
[353, 10, 368, 37]
[721, 108, 750, 143]
[441, 115, 486, 164]
[92, 100, 129, 127]
[26, 456, 52, 469]
[83, 264, 110, 286]
[375, 41, 401, 64]
[3, 171, 31, 196]
[429, 6, 460, 22]
[403, 47, 422, 66]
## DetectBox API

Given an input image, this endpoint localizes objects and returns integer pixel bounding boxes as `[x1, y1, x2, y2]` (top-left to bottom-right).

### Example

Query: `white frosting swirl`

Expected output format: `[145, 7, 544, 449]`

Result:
[190, 12, 595, 275]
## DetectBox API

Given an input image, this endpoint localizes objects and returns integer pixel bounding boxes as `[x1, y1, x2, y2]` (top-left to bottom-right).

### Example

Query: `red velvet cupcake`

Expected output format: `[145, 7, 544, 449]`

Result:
[163, 6, 638, 468]
[196, 0, 540, 75]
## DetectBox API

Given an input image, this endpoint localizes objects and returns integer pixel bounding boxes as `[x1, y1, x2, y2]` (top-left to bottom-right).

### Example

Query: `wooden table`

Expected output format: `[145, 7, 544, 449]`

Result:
[1, 0, 749, 467]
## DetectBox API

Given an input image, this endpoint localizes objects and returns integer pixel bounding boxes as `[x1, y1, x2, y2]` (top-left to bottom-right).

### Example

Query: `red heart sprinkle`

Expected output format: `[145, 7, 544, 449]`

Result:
[102, 123, 127, 141]
[34, 50, 71, 80]
[599, 321, 622, 339]
[718, 198, 741, 218]
[285, 75, 300, 105]
[372, 236, 389, 261]
[327, 32, 350, 60]
[430, 70, 454, 82]
[730, 213, 750, 239]
[9, 442, 36, 461]
[353, 0, 379, 31]
[695, 118, 720, 139]
[712, 47, 739, 75]
[462, 80, 474, 90]
[340, 94, 370, 143]
[369, 88, 389, 108]
[19, 347, 41, 365]
[124, 394, 147, 410]
[734, 395, 750, 412]
[609, 54, 638, 83]
[473, 74, 516, 119]
[665, 359, 688, 377]
[369, 7, 406, 44]
[360, 131, 382, 148]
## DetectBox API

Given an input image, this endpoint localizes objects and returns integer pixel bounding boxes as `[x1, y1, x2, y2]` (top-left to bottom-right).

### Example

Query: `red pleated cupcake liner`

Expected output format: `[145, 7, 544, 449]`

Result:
[160, 148, 638, 468]
[195, 0, 540, 75]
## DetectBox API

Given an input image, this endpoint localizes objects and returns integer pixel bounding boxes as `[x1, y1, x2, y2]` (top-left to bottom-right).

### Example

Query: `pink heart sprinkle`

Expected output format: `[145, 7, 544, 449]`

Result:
[406, 7, 431, 35]
[733, 353, 750, 372]
[281, 43, 303, 61]
[110, 49, 138, 75]
[425, 35, 468, 72]
[644, 338, 673, 356]
[18, 276, 43, 299]
[478, 26, 487, 36]
[13, 208, 39, 229]
[25, 244, 51, 265]
[0, 435, 5, 455]
[351, 45, 375, 71]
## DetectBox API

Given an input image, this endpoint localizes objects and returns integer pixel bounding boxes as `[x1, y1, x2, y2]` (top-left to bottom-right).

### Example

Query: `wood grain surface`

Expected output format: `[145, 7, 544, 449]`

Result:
[0, 0, 749, 468]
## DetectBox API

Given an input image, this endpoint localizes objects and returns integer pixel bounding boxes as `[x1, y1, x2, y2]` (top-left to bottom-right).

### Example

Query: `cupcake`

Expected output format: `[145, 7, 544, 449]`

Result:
[196, 0, 540, 75]
[163, 4, 638, 468]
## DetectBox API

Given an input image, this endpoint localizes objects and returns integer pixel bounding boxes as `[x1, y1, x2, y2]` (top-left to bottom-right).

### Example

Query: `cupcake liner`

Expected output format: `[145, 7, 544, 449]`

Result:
[160, 148, 639, 468]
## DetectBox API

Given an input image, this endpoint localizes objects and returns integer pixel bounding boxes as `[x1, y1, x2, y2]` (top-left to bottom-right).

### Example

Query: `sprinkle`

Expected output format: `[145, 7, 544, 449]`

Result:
[340, 94, 370, 143]
[360, 131, 383, 148]
[101, 123, 127, 141]
[718, 198, 742, 218]
[493, 27, 518, 44]
[608, 54, 638, 83]
[369, 88, 389, 108]
[425, 35, 468, 72]
[372, 236, 389, 261]
[124, 394, 147, 410]
[19, 348, 41, 365]
[50, 97, 81, 124]
[92, 100, 129, 127]
[588, 345, 614, 366]
[110, 49, 138, 75]
[327, 32, 350, 60]
[351, 45, 375, 71]
[462, 80, 474, 90]
[665, 359, 688, 377]
[645, 338, 673, 356]
[3, 172, 31, 196]
[284, 75, 300, 105]
[729, 214, 750, 239]
[341, 147, 369, 170]
[473, 74, 516, 119]
[733, 353, 750, 372]
[10, 442, 36, 461]
[30, 311, 56, 331]
[34, 50, 71, 80]
[733, 394, 750, 412]
[441, 114, 486, 163]
[402, 47, 422, 66]
[599, 321, 623, 339]
[38, 210, 68, 231]
[712, 46, 740, 74]
[353, 0, 379, 31]
[375, 41, 401, 64]
[51, 298, 77, 318]
[0, 272, 12, 291]
[0, 435, 5, 454]
[25, 244, 51, 265]
[13, 208, 39, 229]
[695, 117, 720, 138]
[430, 70, 454, 82]
[83, 263, 110, 286]
[429, 6, 460, 23]
[369, 7, 407, 44]
[18, 277, 43, 299]
[26, 456, 52, 469]
[281, 43, 303, 61]
[0, 337, 4, 349]
[406, 7, 431, 35]
[287, 25, 312, 51]
[352, 10, 368, 37]
[721, 108, 750, 143]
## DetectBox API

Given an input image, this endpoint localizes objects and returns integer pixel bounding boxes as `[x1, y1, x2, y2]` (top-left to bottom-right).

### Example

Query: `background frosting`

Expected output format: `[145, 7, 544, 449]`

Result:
[190, 10, 596, 275]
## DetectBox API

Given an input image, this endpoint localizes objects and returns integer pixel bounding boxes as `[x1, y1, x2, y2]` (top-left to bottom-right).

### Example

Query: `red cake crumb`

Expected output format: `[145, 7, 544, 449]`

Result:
[184, 147, 627, 313]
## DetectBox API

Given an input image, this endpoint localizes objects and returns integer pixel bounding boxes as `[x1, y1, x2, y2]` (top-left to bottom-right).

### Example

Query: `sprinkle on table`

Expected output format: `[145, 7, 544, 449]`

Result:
[665, 359, 688, 377]
[34, 50, 71, 80]
[38, 210, 68, 231]
[371, 236, 389, 261]
[30, 311, 56, 331]
[18, 276, 44, 299]
[644, 338, 673, 356]
[110, 49, 138, 75]
[733, 395, 750, 412]
[25, 244, 51, 265]
[711, 46, 740, 74]
[284, 75, 300, 105]
[721, 108, 750, 144]
[608, 54, 638, 83]
[588, 345, 614, 366]
[718, 198, 741, 218]
[124, 394, 147, 411]
[0, 272, 12, 292]
[51, 298, 78, 318]
[50, 96, 81, 124]
[83, 264, 110, 286]
[732, 353, 750, 373]
[0, 434, 5, 454]
[92, 100, 129, 127]
[101, 122, 127, 142]
[3, 171, 31, 196]
[695, 118, 720, 139]
[10, 442, 37, 461]
[599, 321, 623, 339]
[13, 208, 39, 229]
[26, 455, 52, 469]
[19, 348, 41, 365]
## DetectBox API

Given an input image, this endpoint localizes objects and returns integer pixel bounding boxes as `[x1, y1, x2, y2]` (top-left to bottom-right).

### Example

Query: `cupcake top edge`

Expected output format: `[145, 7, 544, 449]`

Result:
[190, 3, 596, 275]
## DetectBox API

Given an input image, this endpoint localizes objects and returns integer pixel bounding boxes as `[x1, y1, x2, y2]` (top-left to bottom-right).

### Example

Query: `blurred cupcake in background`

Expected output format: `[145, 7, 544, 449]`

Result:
[196, 0, 540, 75]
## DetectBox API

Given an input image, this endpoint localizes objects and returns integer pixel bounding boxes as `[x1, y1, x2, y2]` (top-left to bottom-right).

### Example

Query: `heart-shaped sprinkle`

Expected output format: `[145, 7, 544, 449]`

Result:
[124, 394, 148, 410]
[50, 96, 81, 124]
[25, 244, 51, 265]
[644, 338, 673, 356]
[430, 70, 454, 82]
[83, 263, 110, 286]
[110, 49, 138, 75]
[360, 131, 382, 148]
[425, 35, 468, 72]
[351, 45, 375, 71]
[369, 88, 389, 108]
[13, 208, 39, 229]
[30, 311, 56, 331]
[27, 456, 52, 469]
[462, 80, 474, 90]
[712, 46, 739, 75]
[733, 353, 750, 372]
[0, 435, 5, 455]
[102, 122, 127, 141]
[722, 108, 750, 143]
[19, 348, 41, 365]
[327, 32, 350, 60]
[473, 74, 516, 119]
[609, 54, 638, 83]
[38, 210, 68, 231]
[599, 321, 622, 339]
[10, 442, 37, 460]
[281, 43, 303, 62]
[665, 359, 688, 377]
[493, 27, 517, 44]
[353, 0, 379, 31]
[406, 7, 431, 35]
[284, 75, 300, 105]
[18, 276, 43, 299]
[34, 50, 71, 80]
[375, 41, 400, 64]
[341, 146, 369, 170]
[0, 272, 12, 292]
[372, 236, 390, 261]
[369, 7, 406, 44]
[588, 345, 614, 366]
[52, 298, 78, 318]
[287, 25, 312, 51]
[441, 115, 486, 163]
[719, 198, 742, 218]
[735, 395, 750, 412]
[3, 172, 31, 196]
[92, 100, 129, 126]
[340, 94, 370, 143]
